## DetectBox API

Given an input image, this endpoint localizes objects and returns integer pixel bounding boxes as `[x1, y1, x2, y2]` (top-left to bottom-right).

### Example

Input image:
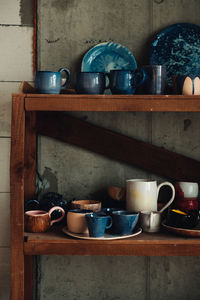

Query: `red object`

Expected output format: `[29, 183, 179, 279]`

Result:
[175, 197, 199, 212]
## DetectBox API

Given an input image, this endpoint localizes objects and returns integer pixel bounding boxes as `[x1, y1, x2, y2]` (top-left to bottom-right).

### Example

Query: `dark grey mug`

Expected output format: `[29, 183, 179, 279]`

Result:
[140, 65, 166, 94]
[75, 72, 106, 94]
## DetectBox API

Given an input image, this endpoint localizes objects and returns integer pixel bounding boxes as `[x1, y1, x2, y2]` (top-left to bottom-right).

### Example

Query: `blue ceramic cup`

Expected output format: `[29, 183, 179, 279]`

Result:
[111, 210, 139, 235]
[35, 68, 70, 94]
[75, 72, 106, 94]
[85, 213, 112, 237]
[108, 69, 146, 94]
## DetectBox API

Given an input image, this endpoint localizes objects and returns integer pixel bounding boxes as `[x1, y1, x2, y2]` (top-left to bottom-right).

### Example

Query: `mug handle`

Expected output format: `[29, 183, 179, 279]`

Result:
[131, 68, 146, 88]
[105, 216, 112, 229]
[105, 72, 110, 89]
[58, 68, 70, 89]
[157, 182, 175, 213]
[49, 206, 65, 225]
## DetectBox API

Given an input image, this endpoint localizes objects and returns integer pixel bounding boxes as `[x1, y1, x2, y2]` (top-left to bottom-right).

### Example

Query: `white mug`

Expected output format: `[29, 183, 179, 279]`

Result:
[175, 181, 199, 198]
[140, 211, 161, 233]
[126, 179, 175, 213]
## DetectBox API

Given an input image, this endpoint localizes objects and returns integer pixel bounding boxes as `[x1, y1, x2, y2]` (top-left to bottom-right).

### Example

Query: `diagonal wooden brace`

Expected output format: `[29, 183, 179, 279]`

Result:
[36, 112, 200, 182]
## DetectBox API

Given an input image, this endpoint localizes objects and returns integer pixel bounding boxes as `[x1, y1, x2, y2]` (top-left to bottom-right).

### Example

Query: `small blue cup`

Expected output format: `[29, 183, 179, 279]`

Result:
[85, 213, 112, 237]
[35, 68, 70, 94]
[75, 72, 106, 94]
[108, 69, 146, 94]
[112, 210, 139, 235]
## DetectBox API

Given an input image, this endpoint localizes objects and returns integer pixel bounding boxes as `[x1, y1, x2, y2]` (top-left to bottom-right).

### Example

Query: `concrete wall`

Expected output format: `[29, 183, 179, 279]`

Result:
[0, 1, 33, 299]
[1, 0, 200, 299]
[36, 1, 200, 300]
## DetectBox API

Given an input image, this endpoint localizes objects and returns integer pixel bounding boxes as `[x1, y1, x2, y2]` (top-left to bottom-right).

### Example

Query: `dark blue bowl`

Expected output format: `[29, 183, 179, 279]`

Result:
[112, 210, 139, 235]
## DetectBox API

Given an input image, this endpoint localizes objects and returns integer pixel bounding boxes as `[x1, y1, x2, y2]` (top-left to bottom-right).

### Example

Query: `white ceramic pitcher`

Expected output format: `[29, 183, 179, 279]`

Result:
[126, 179, 175, 213]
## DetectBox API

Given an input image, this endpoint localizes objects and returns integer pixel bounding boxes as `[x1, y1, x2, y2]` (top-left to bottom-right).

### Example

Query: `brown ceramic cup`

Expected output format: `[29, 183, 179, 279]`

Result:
[67, 209, 93, 234]
[24, 206, 65, 233]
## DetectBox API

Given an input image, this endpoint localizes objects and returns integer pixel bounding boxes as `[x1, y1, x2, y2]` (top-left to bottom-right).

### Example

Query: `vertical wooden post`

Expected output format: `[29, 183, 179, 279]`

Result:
[10, 94, 26, 300]
[24, 111, 37, 300]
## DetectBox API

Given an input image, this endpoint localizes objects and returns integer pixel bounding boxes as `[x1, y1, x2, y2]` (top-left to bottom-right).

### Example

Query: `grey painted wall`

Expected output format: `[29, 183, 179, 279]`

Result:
[36, 1, 200, 299]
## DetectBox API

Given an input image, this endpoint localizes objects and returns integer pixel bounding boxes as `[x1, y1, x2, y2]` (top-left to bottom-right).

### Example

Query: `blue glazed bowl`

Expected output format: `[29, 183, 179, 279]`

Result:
[112, 210, 139, 235]
[85, 213, 112, 237]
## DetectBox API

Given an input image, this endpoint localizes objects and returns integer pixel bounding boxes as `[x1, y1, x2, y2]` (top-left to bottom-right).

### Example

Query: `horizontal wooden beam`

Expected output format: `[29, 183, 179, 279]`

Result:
[24, 94, 200, 112]
[36, 112, 200, 181]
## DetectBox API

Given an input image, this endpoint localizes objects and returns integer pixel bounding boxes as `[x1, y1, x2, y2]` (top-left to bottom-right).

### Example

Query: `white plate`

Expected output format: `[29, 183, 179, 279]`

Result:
[62, 227, 142, 240]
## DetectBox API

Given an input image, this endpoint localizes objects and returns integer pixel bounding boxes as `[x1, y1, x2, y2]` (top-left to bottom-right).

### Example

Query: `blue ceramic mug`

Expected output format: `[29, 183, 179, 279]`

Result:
[85, 213, 112, 237]
[35, 68, 70, 94]
[75, 72, 106, 94]
[108, 69, 146, 94]
[111, 210, 139, 235]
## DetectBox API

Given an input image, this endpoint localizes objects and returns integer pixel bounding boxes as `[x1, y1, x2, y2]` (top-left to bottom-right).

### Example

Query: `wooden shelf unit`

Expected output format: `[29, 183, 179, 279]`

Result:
[10, 93, 200, 300]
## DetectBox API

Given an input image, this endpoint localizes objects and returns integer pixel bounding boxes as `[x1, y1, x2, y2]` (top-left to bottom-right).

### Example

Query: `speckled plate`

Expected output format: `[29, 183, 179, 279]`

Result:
[62, 227, 142, 240]
[150, 23, 200, 85]
[81, 42, 137, 73]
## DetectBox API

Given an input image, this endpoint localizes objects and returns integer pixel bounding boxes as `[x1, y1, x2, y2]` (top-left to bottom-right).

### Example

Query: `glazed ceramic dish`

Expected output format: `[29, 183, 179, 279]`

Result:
[81, 42, 137, 73]
[71, 200, 101, 212]
[62, 227, 142, 240]
[150, 23, 200, 85]
[162, 221, 200, 237]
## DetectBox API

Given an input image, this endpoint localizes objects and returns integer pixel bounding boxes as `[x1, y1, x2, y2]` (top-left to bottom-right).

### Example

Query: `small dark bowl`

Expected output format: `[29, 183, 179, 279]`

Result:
[111, 210, 139, 235]
[100, 207, 119, 216]
[40, 192, 69, 220]
[166, 209, 199, 229]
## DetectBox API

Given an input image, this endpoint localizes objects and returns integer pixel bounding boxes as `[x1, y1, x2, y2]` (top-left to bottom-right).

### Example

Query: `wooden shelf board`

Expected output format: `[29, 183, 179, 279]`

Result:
[21, 94, 200, 112]
[24, 226, 200, 256]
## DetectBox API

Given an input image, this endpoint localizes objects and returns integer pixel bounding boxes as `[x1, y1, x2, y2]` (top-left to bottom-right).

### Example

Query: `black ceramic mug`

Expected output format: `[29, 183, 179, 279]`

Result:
[75, 72, 106, 94]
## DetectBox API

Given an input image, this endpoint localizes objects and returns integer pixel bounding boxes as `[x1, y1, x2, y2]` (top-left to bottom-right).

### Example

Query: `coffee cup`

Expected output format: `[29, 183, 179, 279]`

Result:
[175, 181, 199, 212]
[35, 68, 70, 94]
[85, 213, 112, 237]
[140, 211, 161, 233]
[172, 75, 200, 95]
[111, 210, 139, 235]
[126, 179, 175, 213]
[75, 72, 106, 94]
[24, 206, 65, 233]
[140, 65, 166, 94]
[108, 69, 146, 94]
[67, 209, 93, 234]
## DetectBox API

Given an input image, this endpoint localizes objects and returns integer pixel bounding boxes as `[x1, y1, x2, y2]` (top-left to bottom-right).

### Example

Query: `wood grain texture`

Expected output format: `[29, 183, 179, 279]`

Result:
[24, 111, 36, 300]
[25, 112, 36, 201]
[24, 256, 34, 300]
[24, 94, 200, 112]
[24, 227, 200, 256]
[36, 112, 200, 181]
[10, 94, 25, 300]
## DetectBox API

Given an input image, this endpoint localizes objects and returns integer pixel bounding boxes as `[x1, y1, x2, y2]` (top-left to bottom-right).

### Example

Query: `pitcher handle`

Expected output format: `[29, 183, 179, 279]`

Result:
[49, 206, 65, 226]
[157, 182, 175, 213]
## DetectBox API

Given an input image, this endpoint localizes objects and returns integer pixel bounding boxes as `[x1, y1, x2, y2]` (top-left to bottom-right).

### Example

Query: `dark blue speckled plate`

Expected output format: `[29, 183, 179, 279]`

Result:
[150, 23, 200, 86]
